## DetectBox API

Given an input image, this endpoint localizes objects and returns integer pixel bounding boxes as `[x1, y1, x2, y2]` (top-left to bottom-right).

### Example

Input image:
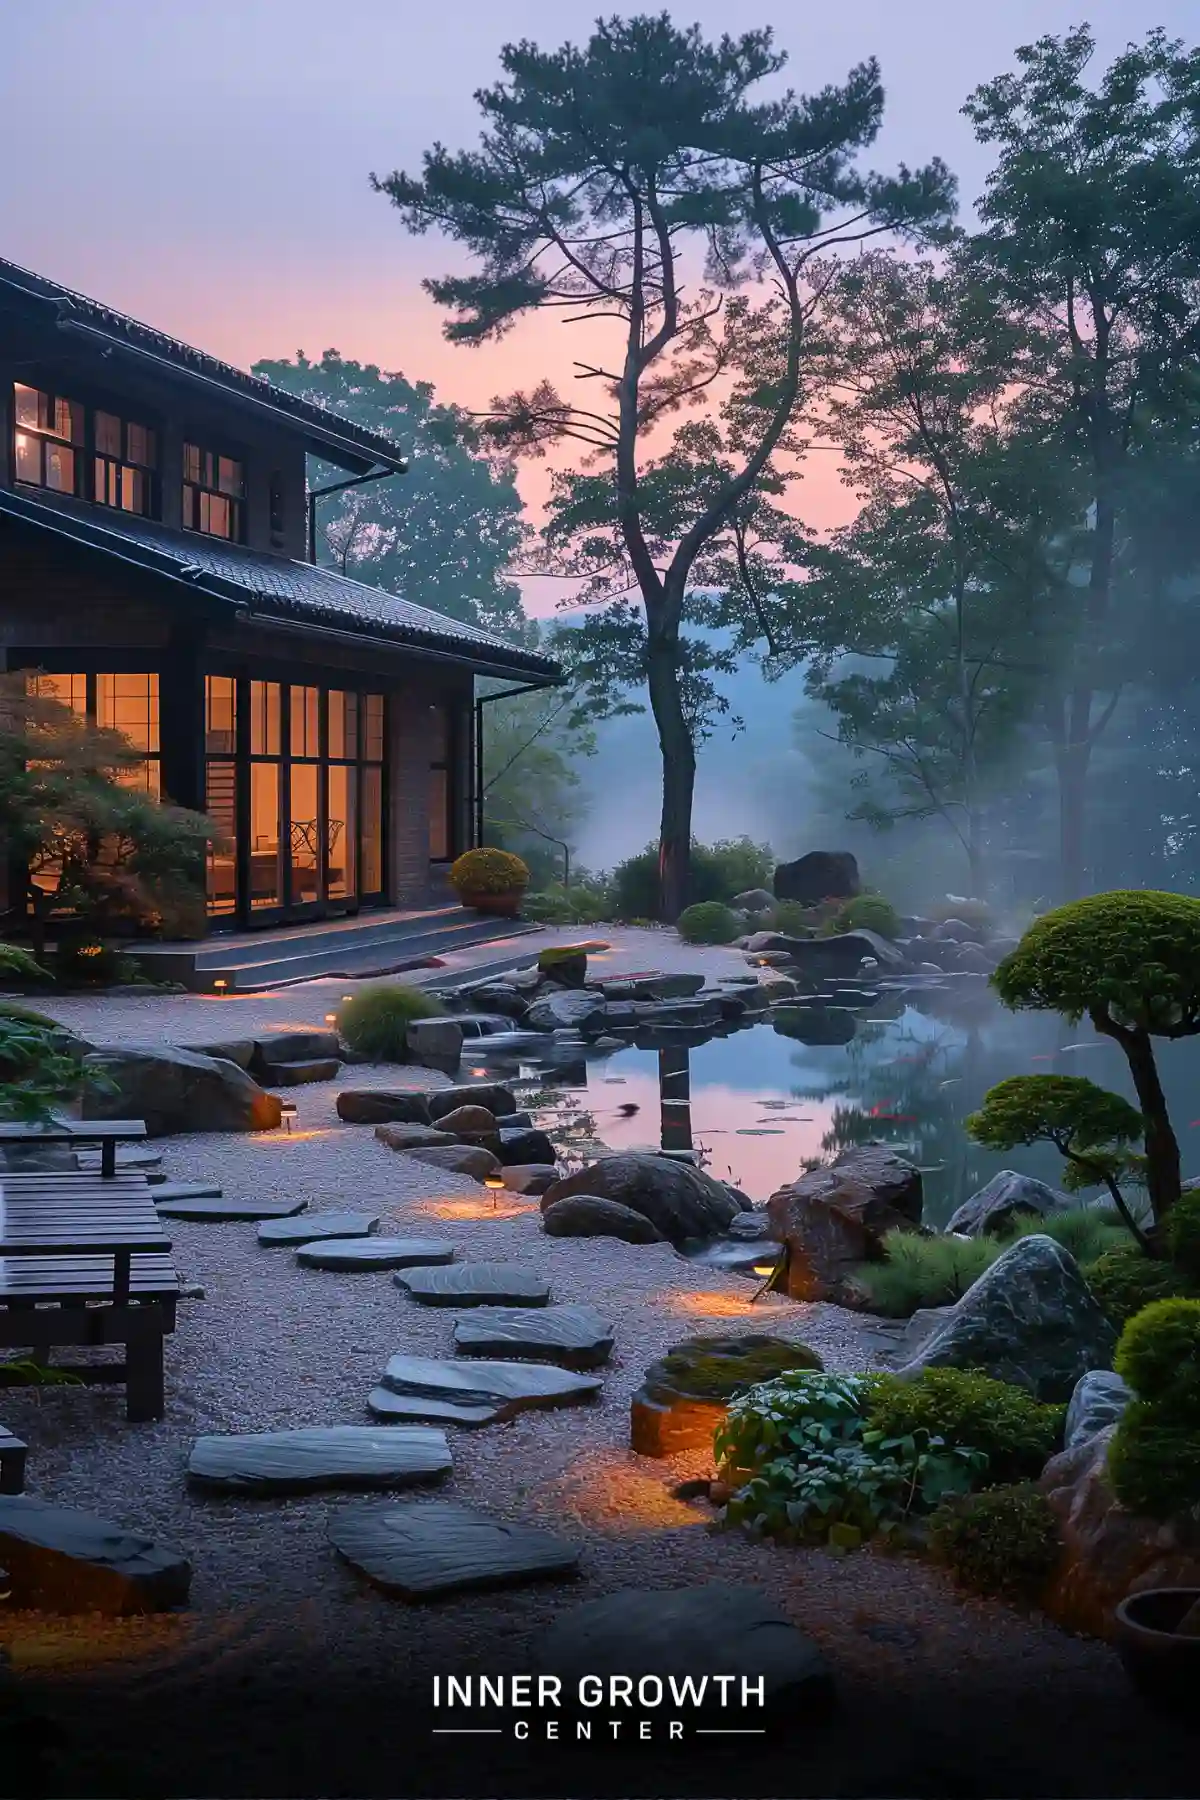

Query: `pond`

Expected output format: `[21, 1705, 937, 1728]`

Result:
[461, 984, 1200, 1228]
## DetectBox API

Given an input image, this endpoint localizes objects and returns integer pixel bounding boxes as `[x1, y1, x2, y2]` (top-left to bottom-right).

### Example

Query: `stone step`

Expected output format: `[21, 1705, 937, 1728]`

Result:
[152, 1182, 223, 1205]
[187, 1425, 453, 1494]
[370, 1353, 601, 1426]
[296, 1237, 457, 1272]
[156, 1195, 307, 1222]
[0, 1496, 191, 1615]
[260, 1058, 341, 1086]
[328, 1500, 581, 1599]
[256, 1211, 378, 1247]
[395, 1261, 552, 1308]
[452, 1303, 614, 1370]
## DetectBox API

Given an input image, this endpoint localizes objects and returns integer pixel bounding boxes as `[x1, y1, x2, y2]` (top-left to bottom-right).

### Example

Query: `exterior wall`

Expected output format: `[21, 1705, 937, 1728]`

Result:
[0, 317, 309, 559]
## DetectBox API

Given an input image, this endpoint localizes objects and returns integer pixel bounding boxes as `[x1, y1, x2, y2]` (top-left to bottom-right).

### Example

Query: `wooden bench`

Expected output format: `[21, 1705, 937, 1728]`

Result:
[0, 1169, 179, 1421]
[0, 1118, 147, 1179]
[0, 1424, 27, 1494]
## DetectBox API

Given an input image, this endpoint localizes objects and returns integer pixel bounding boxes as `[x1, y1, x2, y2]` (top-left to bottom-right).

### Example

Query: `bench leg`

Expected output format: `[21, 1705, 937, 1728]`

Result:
[1, 1447, 27, 1494]
[124, 1309, 165, 1422]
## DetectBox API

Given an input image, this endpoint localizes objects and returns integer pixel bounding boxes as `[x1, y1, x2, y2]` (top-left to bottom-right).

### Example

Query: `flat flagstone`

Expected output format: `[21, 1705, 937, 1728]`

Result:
[151, 1181, 223, 1204]
[0, 1496, 191, 1616]
[328, 1500, 581, 1598]
[452, 1303, 614, 1370]
[297, 1236, 457, 1272]
[533, 1583, 835, 1722]
[157, 1194, 308, 1222]
[257, 1211, 379, 1246]
[367, 1389, 500, 1426]
[187, 1425, 452, 1494]
[395, 1261, 551, 1308]
[372, 1353, 601, 1426]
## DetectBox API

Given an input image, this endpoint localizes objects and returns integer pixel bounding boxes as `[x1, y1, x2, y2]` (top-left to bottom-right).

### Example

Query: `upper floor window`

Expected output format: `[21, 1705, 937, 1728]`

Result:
[13, 384, 83, 495]
[183, 442, 244, 541]
[94, 410, 157, 516]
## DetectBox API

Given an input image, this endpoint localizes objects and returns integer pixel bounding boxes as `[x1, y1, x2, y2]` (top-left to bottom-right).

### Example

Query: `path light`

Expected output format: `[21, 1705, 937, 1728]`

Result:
[280, 1101, 298, 1134]
[342, 994, 353, 1003]
[213, 978, 227, 996]
[750, 1248, 788, 1304]
[324, 1013, 337, 1025]
[470, 1068, 488, 1079]
[484, 1174, 505, 1211]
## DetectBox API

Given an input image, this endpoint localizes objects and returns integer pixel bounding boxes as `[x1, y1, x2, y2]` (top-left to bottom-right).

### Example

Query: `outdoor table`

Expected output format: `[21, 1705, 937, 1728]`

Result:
[0, 1118, 147, 1178]
[0, 1170, 171, 1303]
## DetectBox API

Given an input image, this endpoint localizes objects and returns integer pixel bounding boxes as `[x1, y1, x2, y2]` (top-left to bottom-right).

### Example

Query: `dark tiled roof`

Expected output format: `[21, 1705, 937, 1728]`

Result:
[0, 256, 405, 473]
[0, 489, 561, 683]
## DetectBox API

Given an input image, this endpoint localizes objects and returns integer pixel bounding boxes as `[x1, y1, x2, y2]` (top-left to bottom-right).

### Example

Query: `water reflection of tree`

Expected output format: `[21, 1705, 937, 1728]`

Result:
[786, 992, 1060, 1226]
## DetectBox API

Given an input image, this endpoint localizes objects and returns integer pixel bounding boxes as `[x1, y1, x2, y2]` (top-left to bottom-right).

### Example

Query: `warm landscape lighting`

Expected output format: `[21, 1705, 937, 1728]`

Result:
[324, 1012, 337, 1025]
[213, 978, 227, 995]
[280, 1101, 298, 1133]
[484, 1174, 506, 1210]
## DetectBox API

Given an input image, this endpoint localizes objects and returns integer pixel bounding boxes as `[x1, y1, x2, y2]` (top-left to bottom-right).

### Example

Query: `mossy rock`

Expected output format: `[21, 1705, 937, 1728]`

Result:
[537, 946, 589, 988]
[631, 1334, 824, 1457]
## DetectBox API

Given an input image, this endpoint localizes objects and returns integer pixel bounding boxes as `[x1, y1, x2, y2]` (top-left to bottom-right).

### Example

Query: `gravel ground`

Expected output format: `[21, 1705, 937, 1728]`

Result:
[2, 967, 1196, 1798]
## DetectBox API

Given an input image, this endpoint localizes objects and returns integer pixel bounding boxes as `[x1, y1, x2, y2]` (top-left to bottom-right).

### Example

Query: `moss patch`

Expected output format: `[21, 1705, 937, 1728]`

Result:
[649, 1333, 823, 1401]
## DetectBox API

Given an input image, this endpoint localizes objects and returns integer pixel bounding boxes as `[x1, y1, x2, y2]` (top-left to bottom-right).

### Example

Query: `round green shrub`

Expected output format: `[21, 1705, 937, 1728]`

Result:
[1113, 1297, 1200, 1409]
[768, 901, 815, 937]
[1108, 1401, 1200, 1517]
[336, 983, 447, 1062]
[864, 1368, 1065, 1483]
[1083, 1243, 1192, 1327]
[992, 889, 1200, 1028]
[929, 1483, 1061, 1600]
[677, 901, 741, 945]
[1166, 1187, 1200, 1284]
[53, 937, 132, 987]
[448, 848, 529, 896]
[611, 838, 774, 920]
[832, 894, 902, 939]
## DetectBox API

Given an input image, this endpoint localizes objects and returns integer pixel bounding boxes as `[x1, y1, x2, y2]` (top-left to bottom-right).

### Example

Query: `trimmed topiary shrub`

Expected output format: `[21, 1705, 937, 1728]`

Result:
[448, 847, 530, 897]
[336, 983, 447, 1062]
[991, 889, 1200, 1228]
[853, 1229, 1001, 1316]
[1166, 1187, 1200, 1284]
[677, 901, 741, 945]
[864, 1368, 1065, 1483]
[1113, 1297, 1200, 1407]
[1082, 1243, 1192, 1327]
[831, 894, 901, 939]
[1109, 1298, 1200, 1519]
[929, 1483, 1061, 1600]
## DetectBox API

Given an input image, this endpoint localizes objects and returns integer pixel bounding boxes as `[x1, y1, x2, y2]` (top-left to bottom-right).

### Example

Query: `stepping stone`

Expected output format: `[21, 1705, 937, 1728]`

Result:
[396, 1261, 551, 1308]
[0, 1496, 191, 1616]
[257, 1211, 379, 1246]
[152, 1182, 223, 1205]
[328, 1500, 581, 1599]
[453, 1303, 614, 1370]
[187, 1425, 452, 1494]
[157, 1194, 308, 1222]
[370, 1354, 601, 1426]
[259, 1058, 340, 1086]
[533, 1583, 834, 1723]
[367, 1391, 500, 1426]
[297, 1236, 457, 1272]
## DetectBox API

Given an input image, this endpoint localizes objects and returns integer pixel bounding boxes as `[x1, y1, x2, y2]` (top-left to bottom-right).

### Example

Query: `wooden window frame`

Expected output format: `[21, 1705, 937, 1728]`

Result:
[182, 440, 246, 543]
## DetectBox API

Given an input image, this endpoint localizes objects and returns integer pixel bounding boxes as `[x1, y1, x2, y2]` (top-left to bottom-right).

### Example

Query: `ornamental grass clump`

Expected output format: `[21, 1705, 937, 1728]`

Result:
[336, 983, 447, 1062]
[853, 1229, 1000, 1316]
[1108, 1298, 1200, 1518]
[991, 890, 1200, 1229]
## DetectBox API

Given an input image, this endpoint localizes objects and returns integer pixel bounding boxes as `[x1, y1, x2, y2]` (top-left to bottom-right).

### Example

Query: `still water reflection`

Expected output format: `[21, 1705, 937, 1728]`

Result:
[469, 985, 1200, 1228]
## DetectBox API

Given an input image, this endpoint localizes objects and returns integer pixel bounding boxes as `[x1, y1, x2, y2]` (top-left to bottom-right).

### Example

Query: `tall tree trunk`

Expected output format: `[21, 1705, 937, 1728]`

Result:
[645, 619, 695, 922]
[965, 810, 987, 902]
[1107, 1022, 1182, 1229]
[1057, 738, 1091, 902]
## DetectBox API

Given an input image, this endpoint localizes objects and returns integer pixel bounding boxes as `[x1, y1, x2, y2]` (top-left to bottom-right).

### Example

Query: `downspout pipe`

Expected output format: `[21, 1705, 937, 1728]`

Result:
[473, 679, 565, 849]
[307, 468, 396, 565]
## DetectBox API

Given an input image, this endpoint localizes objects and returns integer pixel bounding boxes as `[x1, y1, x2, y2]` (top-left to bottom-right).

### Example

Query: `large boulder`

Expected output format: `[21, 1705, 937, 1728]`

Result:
[0, 1497, 191, 1615]
[337, 1090, 433, 1126]
[429, 1084, 517, 1122]
[81, 1044, 282, 1135]
[945, 1170, 1069, 1238]
[542, 1194, 665, 1244]
[526, 990, 608, 1033]
[767, 1147, 923, 1302]
[773, 851, 860, 906]
[780, 930, 907, 980]
[731, 888, 775, 914]
[898, 1234, 1117, 1402]
[541, 1152, 745, 1247]
[1039, 1426, 1200, 1640]
[404, 1018, 464, 1070]
[1065, 1370, 1132, 1451]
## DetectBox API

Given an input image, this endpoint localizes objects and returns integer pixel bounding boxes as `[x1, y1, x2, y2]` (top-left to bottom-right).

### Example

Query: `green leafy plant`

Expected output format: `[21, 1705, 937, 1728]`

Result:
[767, 901, 816, 937]
[610, 839, 775, 921]
[967, 1074, 1150, 1248]
[1083, 1243, 1193, 1327]
[992, 890, 1200, 1227]
[53, 935, 136, 988]
[0, 1011, 102, 1124]
[853, 1229, 1000, 1317]
[830, 894, 902, 938]
[448, 847, 530, 897]
[0, 942, 51, 983]
[929, 1483, 1061, 1600]
[713, 1370, 986, 1548]
[521, 882, 611, 925]
[0, 1356, 82, 1391]
[677, 901, 741, 945]
[864, 1369, 1065, 1483]
[335, 983, 447, 1062]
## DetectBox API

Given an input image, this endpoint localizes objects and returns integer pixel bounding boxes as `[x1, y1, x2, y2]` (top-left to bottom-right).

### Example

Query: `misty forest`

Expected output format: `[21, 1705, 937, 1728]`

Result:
[262, 17, 1200, 921]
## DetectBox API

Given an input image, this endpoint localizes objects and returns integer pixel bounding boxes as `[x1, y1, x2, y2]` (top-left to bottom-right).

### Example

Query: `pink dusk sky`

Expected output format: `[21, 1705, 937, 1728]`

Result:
[3, 1, 1189, 613]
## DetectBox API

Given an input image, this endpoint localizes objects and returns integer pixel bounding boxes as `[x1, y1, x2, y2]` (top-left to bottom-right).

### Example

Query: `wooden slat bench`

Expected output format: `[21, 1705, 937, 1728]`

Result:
[0, 1424, 27, 1494]
[0, 1119, 147, 1179]
[0, 1167, 179, 1421]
